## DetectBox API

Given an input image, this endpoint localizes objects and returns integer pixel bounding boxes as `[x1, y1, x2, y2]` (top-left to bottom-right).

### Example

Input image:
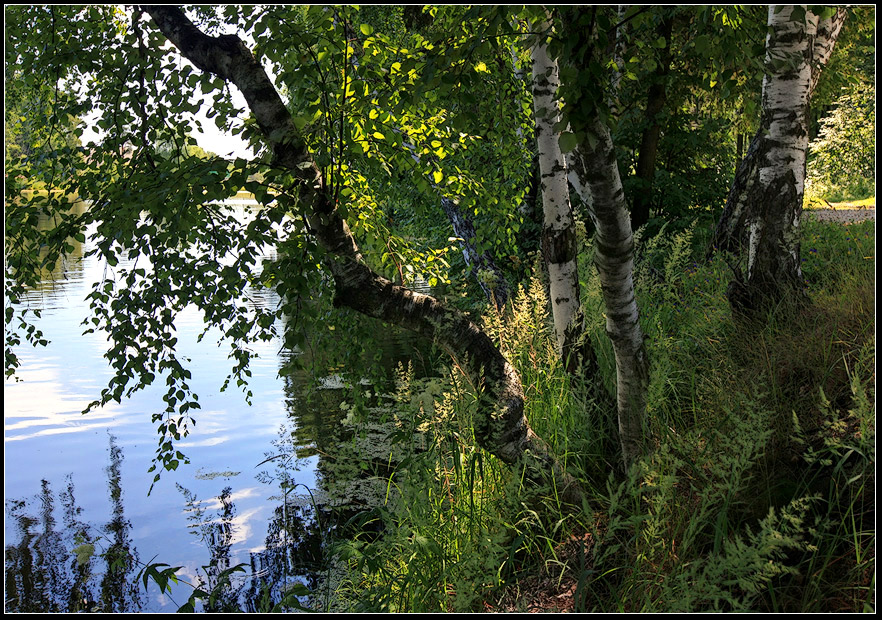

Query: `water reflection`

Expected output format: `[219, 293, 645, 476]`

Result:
[6, 362, 435, 611]
[176, 484, 241, 612]
[17, 200, 89, 309]
[6, 198, 443, 611]
[98, 437, 141, 613]
[5, 435, 141, 613]
[5, 431, 325, 612]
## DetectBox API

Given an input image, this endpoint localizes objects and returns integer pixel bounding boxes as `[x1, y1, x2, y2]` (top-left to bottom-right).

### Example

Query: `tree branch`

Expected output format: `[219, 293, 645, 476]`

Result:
[141, 5, 585, 506]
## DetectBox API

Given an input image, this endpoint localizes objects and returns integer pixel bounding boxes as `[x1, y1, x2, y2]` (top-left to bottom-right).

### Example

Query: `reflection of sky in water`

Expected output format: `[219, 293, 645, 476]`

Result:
[4, 203, 321, 611]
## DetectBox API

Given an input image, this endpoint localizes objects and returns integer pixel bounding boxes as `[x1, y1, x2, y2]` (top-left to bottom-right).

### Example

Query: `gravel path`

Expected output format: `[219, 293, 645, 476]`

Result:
[805, 208, 876, 224]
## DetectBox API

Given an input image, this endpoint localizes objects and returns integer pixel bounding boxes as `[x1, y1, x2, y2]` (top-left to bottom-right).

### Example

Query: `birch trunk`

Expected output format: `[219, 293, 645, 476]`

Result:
[725, 6, 838, 313]
[396, 136, 510, 310]
[710, 7, 846, 258]
[531, 26, 584, 372]
[440, 197, 510, 310]
[143, 6, 584, 505]
[568, 118, 649, 467]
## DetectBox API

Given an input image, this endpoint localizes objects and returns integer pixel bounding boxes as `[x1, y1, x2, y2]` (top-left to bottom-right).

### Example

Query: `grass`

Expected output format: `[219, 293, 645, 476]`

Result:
[805, 195, 876, 210]
[322, 214, 874, 613]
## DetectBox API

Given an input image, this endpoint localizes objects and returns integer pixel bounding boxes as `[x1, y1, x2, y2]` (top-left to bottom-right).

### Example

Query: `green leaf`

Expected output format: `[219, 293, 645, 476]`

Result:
[558, 132, 579, 154]
[359, 23, 373, 36]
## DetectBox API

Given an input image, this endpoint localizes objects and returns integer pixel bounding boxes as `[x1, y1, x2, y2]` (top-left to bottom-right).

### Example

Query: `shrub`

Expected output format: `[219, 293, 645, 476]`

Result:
[806, 83, 875, 203]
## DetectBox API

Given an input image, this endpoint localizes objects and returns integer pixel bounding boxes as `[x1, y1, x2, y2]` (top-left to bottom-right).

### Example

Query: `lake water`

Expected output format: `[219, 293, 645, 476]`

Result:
[4, 201, 434, 612]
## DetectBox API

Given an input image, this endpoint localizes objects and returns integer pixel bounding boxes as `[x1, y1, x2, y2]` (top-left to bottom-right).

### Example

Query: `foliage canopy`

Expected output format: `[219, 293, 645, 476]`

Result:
[4, 4, 875, 477]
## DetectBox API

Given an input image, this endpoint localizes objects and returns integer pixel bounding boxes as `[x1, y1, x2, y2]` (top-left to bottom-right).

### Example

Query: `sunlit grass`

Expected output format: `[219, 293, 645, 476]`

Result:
[804, 195, 876, 210]
[326, 216, 874, 612]
[830, 196, 876, 209]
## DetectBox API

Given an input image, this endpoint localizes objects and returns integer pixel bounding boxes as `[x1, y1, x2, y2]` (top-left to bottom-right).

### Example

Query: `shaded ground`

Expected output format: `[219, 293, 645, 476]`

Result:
[487, 531, 595, 613]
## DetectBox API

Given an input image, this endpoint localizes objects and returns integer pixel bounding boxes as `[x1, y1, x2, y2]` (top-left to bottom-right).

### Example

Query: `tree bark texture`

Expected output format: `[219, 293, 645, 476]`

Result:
[630, 17, 674, 232]
[710, 7, 846, 259]
[531, 27, 585, 373]
[396, 135, 511, 311]
[722, 6, 843, 313]
[809, 7, 847, 96]
[143, 6, 584, 506]
[567, 118, 649, 467]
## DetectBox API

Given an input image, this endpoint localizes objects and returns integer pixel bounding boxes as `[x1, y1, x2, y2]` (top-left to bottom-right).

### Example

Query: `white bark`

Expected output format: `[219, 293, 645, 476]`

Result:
[531, 24, 583, 368]
[440, 197, 510, 309]
[567, 118, 648, 466]
[725, 5, 845, 313]
[144, 6, 585, 506]
[810, 7, 847, 96]
[756, 7, 816, 203]
[746, 5, 816, 279]
[709, 7, 846, 259]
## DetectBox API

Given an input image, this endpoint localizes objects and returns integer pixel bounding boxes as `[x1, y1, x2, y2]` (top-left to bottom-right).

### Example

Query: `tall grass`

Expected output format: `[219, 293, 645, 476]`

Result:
[323, 217, 875, 612]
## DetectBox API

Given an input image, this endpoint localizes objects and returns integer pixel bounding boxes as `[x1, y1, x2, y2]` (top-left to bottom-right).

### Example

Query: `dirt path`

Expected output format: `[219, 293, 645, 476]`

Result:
[805, 208, 875, 224]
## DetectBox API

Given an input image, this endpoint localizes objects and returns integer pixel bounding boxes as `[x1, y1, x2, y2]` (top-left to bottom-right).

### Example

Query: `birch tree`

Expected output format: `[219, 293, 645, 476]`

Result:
[530, 20, 585, 373]
[709, 6, 847, 264]
[719, 6, 847, 314]
[139, 6, 584, 504]
[567, 121, 649, 466]
[7, 4, 660, 496]
[554, 7, 650, 466]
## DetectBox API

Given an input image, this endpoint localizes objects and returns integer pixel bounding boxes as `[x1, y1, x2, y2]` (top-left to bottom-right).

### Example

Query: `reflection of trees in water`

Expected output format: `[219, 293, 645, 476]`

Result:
[5, 481, 75, 612]
[98, 437, 141, 612]
[24, 200, 89, 301]
[177, 429, 330, 611]
[4, 435, 141, 612]
[242, 493, 325, 611]
[5, 320, 440, 612]
[176, 484, 241, 612]
[173, 406, 407, 612]
[4, 414, 399, 612]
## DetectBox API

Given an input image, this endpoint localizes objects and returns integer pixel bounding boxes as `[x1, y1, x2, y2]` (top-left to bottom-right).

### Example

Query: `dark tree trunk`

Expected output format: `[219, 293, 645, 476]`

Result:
[709, 127, 763, 256]
[630, 17, 673, 232]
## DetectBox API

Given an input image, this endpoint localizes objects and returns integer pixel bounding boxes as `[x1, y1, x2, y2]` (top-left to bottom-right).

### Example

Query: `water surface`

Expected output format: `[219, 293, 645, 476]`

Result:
[4, 201, 432, 611]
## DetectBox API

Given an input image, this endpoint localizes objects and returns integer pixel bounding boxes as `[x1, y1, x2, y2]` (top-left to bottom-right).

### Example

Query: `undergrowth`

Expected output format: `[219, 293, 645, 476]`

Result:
[140, 219, 874, 612]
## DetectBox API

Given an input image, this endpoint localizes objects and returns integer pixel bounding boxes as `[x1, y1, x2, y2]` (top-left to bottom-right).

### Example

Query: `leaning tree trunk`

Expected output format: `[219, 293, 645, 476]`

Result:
[568, 118, 649, 467]
[709, 6, 846, 258]
[724, 6, 841, 314]
[397, 134, 511, 310]
[143, 6, 584, 506]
